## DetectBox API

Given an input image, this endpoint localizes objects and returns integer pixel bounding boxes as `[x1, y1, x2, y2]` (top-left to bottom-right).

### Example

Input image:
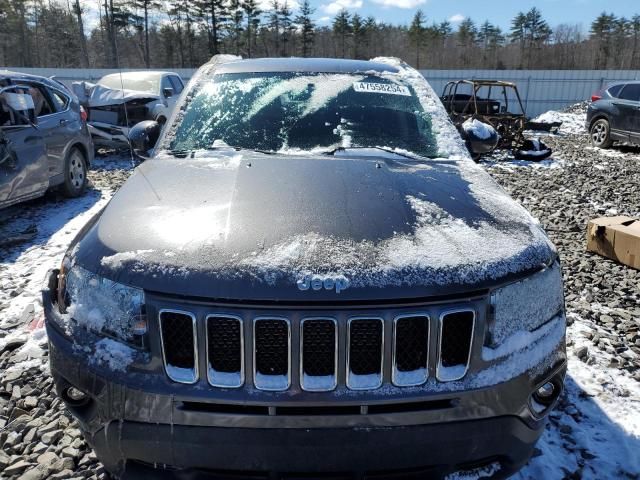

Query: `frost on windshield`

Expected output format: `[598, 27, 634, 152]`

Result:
[168, 71, 438, 158]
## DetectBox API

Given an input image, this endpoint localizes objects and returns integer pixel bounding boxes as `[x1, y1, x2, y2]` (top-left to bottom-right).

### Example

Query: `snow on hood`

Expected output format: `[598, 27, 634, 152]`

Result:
[72, 81, 160, 107]
[70, 57, 557, 301]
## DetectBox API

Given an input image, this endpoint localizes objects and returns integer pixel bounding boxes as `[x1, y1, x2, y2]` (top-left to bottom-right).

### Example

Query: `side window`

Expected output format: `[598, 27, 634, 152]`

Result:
[607, 84, 623, 98]
[22, 83, 55, 117]
[161, 76, 173, 96]
[618, 84, 640, 102]
[49, 89, 70, 111]
[169, 76, 184, 94]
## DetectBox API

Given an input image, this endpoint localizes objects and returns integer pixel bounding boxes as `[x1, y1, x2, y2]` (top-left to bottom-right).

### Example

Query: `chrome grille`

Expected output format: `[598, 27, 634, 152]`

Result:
[253, 318, 291, 391]
[300, 318, 337, 391]
[206, 314, 244, 388]
[437, 310, 475, 382]
[347, 318, 384, 390]
[159, 310, 198, 384]
[393, 315, 429, 386]
[157, 304, 478, 390]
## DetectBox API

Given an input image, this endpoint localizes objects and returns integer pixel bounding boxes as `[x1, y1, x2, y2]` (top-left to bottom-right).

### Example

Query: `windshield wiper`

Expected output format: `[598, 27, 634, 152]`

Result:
[167, 146, 275, 157]
[324, 146, 437, 160]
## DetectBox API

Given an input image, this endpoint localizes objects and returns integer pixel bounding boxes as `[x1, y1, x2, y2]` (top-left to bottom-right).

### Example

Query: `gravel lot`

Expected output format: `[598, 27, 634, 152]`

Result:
[0, 115, 639, 479]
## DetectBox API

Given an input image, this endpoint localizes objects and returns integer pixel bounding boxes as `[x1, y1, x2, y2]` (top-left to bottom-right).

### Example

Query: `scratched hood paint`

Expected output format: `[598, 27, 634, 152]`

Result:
[71, 150, 556, 301]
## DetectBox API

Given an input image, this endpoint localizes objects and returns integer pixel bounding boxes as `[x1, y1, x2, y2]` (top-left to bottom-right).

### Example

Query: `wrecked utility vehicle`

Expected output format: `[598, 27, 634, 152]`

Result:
[72, 71, 184, 148]
[441, 79, 553, 161]
[44, 57, 567, 479]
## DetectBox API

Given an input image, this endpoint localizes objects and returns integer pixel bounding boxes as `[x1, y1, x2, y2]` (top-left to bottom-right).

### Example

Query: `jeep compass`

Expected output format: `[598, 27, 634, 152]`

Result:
[43, 57, 566, 479]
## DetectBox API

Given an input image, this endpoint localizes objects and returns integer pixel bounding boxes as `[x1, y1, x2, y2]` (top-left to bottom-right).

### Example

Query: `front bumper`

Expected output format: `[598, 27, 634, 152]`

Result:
[44, 296, 566, 479]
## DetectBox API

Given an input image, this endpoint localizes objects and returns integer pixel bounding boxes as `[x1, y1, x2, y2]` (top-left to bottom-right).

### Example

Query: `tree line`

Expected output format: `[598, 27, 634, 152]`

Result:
[0, 1, 638, 70]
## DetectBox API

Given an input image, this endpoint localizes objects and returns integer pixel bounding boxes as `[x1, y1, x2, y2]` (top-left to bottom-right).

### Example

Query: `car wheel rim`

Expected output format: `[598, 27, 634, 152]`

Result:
[592, 122, 607, 144]
[69, 154, 85, 190]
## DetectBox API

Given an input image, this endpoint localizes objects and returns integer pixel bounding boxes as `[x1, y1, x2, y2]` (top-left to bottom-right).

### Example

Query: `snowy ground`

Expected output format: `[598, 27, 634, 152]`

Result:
[1, 110, 639, 479]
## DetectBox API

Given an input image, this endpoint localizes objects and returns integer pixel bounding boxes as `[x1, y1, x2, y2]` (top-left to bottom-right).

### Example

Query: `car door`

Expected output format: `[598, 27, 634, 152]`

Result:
[617, 84, 640, 142]
[0, 87, 48, 207]
[611, 83, 640, 137]
[23, 82, 71, 178]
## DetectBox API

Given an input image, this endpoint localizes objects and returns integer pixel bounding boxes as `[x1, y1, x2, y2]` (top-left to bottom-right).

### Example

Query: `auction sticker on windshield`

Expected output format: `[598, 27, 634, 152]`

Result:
[353, 82, 411, 96]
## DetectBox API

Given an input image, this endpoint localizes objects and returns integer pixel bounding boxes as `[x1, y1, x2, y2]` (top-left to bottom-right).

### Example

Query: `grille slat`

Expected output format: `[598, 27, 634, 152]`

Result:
[159, 310, 198, 384]
[254, 318, 290, 391]
[438, 310, 475, 382]
[301, 319, 337, 391]
[347, 318, 384, 390]
[207, 315, 243, 388]
[393, 315, 429, 386]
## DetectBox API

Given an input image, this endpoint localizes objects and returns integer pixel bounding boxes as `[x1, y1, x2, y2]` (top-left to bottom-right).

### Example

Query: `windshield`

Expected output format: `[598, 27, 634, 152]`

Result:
[99, 74, 160, 95]
[169, 72, 439, 158]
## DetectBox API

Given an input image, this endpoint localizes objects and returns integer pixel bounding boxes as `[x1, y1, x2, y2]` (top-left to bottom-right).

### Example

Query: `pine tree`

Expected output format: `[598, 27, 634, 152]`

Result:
[408, 10, 426, 68]
[279, 1, 293, 56]
[332, 9, 351, 59]
[351, 13, 366, 59]
[294, 0, 315, 57]
[131, 0, 161, 67]
[241, 0, 260, 57]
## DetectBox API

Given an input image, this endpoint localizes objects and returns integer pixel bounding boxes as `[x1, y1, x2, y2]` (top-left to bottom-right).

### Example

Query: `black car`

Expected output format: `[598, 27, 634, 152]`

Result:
[587, 81, 640, 148]
[0, 70, 94, 209]
[43, 57, 567, 479]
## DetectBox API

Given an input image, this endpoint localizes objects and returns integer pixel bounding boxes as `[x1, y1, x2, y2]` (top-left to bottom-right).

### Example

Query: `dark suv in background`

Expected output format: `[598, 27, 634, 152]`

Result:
[588, 81, 640, 148]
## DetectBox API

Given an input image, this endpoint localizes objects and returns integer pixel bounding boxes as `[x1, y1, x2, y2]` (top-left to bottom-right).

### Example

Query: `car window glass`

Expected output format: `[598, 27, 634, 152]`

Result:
[170, 72, 439, 159]
[24, 84, 55, 117]
[169, 76, 184, 94]
[161, 76, 173, 93]
[49, 90, 69, 111]
[608, 84, 623, 98]
[618, 84, 640, 101]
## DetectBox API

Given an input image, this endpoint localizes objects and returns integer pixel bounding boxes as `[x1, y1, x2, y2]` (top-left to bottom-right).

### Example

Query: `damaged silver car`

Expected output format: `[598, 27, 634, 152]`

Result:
[44, 57, 567, 479]
[0, 71, 93, 209]
[73, 71, 184, 148]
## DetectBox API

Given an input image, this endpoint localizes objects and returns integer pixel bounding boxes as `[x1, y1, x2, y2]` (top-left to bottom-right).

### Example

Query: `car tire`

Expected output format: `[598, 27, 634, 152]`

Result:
[62, 147, 88, 197]
[590, 119, 613, 148]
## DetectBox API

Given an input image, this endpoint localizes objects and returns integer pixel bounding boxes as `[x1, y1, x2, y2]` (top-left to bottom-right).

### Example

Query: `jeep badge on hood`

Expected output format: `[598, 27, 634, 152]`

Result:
[297, 274, 350, 293]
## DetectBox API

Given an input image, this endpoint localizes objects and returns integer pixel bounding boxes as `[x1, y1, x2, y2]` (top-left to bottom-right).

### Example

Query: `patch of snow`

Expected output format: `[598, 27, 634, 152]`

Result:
[90, 338, 135, 372]
[446, 462, 501, 479]
[483, 315, 565, 362]
[531, 110, 586, 135]
[100, 249, 154, 269]
[462, 118, 496, 140]
[489, 261, 564, 346]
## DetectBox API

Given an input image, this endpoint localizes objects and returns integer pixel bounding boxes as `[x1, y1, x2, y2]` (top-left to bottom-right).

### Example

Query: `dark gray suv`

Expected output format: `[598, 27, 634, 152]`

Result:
[587, 81, 640, 148]
[0, 71, 94, 209]
[43, 57, 566, 479]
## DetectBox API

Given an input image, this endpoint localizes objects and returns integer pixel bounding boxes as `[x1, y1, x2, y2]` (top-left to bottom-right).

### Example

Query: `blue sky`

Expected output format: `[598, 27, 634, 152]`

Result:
[311, 0, 639, 29]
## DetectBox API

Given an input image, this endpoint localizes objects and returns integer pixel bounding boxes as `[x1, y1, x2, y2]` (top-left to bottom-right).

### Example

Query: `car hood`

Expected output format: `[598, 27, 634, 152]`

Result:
[72, 150, 556, 302]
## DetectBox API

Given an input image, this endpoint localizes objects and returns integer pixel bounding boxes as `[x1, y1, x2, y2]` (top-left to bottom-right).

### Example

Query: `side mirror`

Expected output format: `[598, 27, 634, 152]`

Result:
[461, 118, 499, 156]
[162, 87, 174, 99]
[128, 120, 161, 159]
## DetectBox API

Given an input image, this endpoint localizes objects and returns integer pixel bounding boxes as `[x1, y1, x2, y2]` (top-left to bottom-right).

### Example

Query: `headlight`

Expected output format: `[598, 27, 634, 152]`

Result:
[56, 261, 147, 349]
[487, 261, 564, 347]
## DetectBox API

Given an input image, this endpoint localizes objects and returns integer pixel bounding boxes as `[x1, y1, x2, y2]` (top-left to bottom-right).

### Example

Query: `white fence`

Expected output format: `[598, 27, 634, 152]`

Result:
[3, 66, 640, 117]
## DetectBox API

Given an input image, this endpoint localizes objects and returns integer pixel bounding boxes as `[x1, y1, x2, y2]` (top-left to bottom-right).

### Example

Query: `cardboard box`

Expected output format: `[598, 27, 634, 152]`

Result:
[586, 216, 640, 270]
